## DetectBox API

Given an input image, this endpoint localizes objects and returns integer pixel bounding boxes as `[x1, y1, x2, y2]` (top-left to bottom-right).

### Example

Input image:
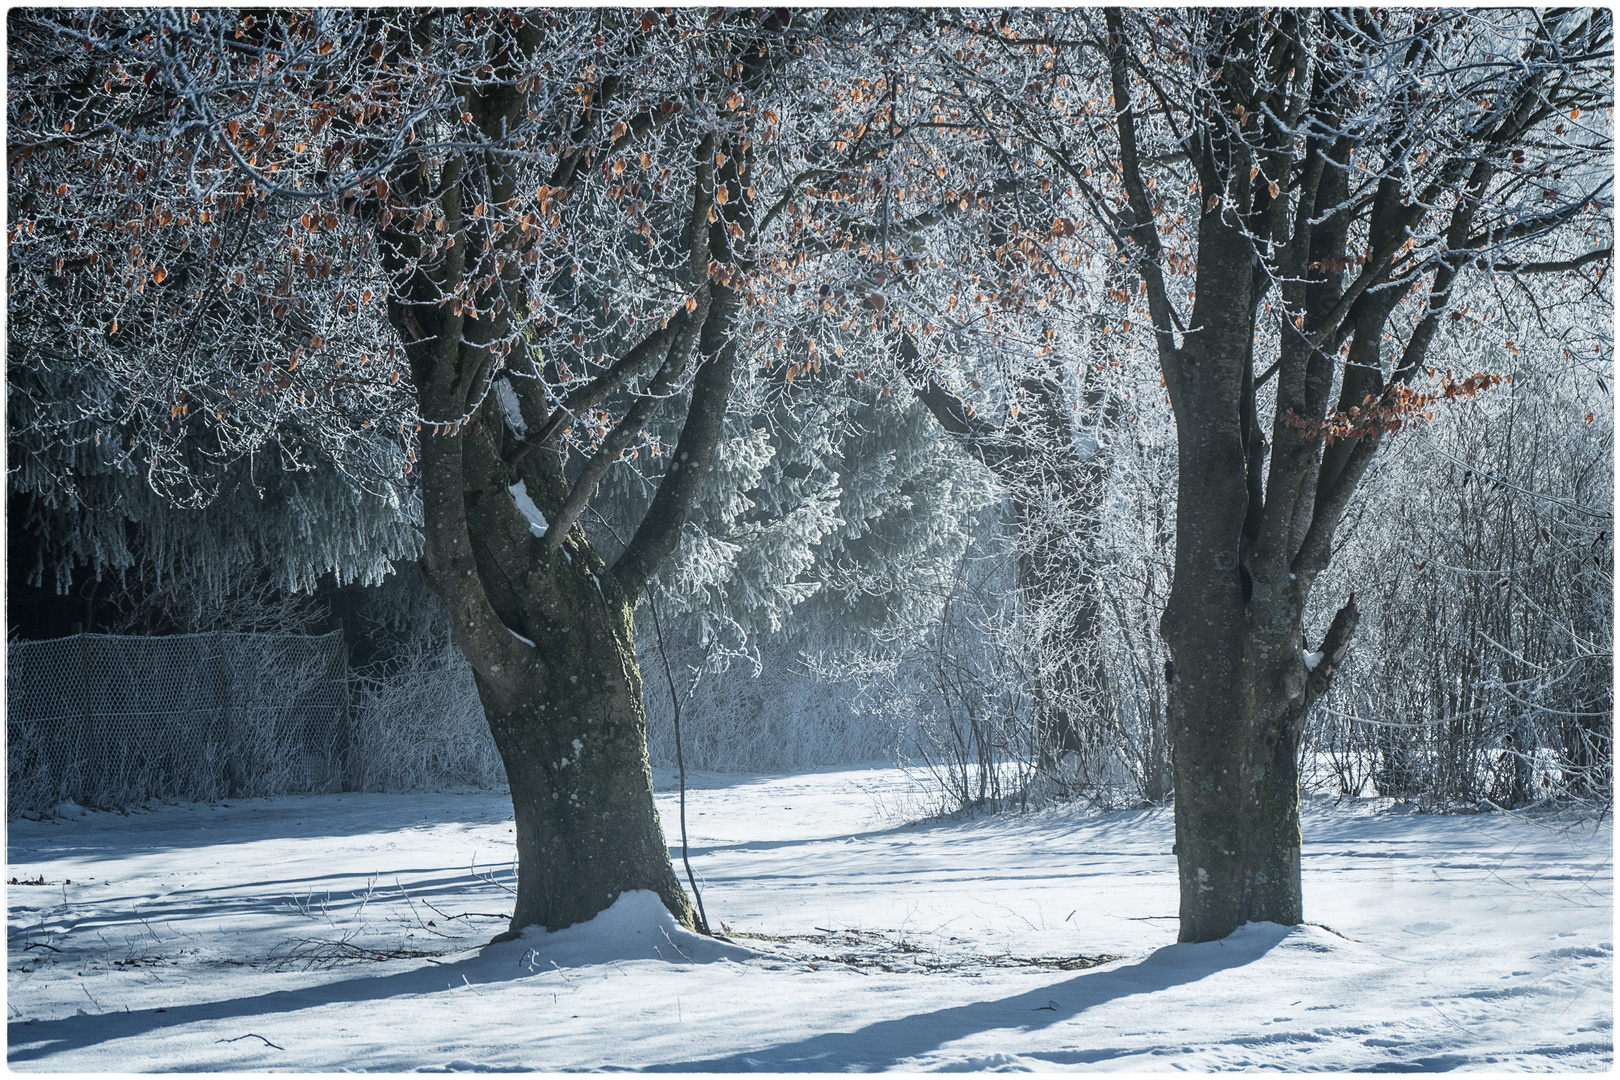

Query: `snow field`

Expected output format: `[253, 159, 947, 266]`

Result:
[6, 767, 1612, 1071]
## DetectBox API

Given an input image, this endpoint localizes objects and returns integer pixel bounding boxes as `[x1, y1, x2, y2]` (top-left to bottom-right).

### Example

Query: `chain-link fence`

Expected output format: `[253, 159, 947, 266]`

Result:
[8, 631, 350, 816]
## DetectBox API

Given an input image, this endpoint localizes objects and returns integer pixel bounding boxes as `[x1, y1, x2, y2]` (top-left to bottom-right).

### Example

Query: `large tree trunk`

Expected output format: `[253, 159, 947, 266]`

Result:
[410, 268, 740, 935]
[1082, 8, 1600, 952]
[1103, 9, 1393, 941]
[413, 381, 710, 936]
[1163, 605, 1309, 939]
[379, 8, 774, 935]
[1155, 297, 1363, 942]
[1152, 220, 1361, 940]
[1164, 588, 1357, 940]
[468, 585, 691, 935]
[1151, 155, 1301, 938]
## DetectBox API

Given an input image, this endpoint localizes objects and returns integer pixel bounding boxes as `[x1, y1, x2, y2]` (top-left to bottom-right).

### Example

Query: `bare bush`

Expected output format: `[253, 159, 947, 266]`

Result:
[346, 639, 506, 794]
[1297, 358, 1612, 808]
[344, 579, 507, 794]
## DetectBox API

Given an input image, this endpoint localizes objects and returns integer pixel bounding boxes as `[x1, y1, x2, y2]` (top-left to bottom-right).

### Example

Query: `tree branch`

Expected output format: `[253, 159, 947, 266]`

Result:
[536, 131, 716, 553]
[1105, 9, 1178, 363]
[611, 286, 738, 600]
[890, 328, 1020, 476]
[1304, 592, 1358, 707]
[1489, 246, 1612, 275]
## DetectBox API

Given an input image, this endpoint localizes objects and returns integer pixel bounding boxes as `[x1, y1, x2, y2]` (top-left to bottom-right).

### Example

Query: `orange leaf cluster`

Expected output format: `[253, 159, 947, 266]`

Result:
[1284, 371, 1507, 444]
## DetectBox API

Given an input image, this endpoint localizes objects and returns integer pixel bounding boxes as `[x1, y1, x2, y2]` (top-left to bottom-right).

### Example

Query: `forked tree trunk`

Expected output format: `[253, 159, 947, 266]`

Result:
[1096, 3, 1604, 941]
[1130, 32, 1364, 937]
[1154, 305, 1363, 941]
[381, 9, 780, 936]
[419, 278, 740, 936]
[415, 378, 714, 937]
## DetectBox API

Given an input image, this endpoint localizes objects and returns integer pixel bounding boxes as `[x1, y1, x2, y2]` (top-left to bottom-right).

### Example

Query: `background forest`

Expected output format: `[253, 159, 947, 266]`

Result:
[9, 6, 1611, 823]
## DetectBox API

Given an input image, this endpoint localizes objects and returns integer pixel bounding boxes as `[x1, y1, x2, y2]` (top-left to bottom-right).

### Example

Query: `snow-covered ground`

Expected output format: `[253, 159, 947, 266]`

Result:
[7, 767, 1612, 1071]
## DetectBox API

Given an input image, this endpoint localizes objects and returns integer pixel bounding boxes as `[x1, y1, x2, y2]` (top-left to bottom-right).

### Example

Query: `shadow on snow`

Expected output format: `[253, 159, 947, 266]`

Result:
[8, 923, 1294, 1069]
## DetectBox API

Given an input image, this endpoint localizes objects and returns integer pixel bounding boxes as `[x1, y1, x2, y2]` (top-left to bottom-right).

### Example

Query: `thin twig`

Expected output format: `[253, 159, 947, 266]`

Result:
[217, 1033, 285, 1051]
[422, 897, 510, 921]
[646, 595, 710, 936]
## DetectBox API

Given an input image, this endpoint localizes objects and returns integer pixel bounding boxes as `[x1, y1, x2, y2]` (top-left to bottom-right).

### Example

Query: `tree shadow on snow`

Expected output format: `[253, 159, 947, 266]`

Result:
[6, 925, 719, 1065]
[639, 923, 1293, 1072]
[8, 923, 1293, 1069]
[665, 803, 1173, 861]
[6, 792, 518, 860]
[6, 864, 517, 947]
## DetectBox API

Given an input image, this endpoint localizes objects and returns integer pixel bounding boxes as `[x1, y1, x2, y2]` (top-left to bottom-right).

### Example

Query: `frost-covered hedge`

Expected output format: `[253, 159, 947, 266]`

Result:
[346, 637, 506, 793]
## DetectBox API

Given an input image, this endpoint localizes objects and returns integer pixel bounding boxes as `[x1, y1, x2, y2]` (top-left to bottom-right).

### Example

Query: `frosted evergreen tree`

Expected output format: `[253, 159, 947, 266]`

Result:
[592, 340, 999, 773]
[9, 167, 421, 635]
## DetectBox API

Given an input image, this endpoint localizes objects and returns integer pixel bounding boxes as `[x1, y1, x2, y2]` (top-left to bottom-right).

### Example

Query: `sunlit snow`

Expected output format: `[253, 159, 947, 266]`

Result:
[6, 768, 1610, 1071]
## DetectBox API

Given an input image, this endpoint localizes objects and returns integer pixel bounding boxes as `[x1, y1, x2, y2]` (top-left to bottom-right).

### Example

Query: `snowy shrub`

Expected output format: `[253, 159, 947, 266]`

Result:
[346, 638, 506, 794]
[809, 541, 1145, 817]
[339, 571, 506, 794]
[1301, 362, 1612, 810]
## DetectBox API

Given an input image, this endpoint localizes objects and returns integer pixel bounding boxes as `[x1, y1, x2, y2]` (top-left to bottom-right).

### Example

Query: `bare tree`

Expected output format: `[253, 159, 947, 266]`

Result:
[1046, 7, 1611, 940]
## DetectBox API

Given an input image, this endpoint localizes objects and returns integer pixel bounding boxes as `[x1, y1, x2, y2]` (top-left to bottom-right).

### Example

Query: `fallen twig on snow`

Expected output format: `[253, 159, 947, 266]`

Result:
[422, 897, 510, 922]
[266, 936, 443, 972]
[217, 1033, 284, 1051]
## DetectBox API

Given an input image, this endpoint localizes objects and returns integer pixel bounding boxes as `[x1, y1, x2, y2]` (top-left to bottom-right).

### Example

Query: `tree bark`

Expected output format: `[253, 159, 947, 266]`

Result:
[1104, 7, 1382, 942]
[410, 325, 725, 935]
[464, 530, 693, 934]
[1155, 211, 1313, 939]
[377, 12, 774, 933]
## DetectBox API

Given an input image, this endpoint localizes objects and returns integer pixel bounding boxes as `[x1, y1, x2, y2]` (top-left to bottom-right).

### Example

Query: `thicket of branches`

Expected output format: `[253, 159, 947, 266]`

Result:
[8, 7, 1611, 818]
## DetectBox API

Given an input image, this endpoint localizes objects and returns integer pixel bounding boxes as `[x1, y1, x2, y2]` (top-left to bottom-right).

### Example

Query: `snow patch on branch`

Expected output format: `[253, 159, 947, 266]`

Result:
[494, 378, 527, 436]
[509, 480, 549, 537]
